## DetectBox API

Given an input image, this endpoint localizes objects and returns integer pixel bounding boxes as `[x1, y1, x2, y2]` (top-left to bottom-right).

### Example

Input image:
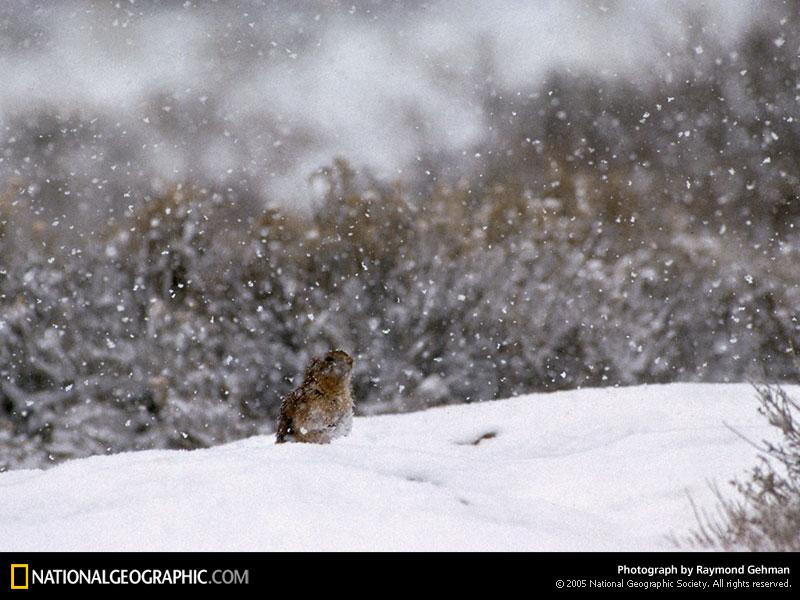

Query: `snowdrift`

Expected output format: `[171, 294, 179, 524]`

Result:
[0, 383, 780, 551]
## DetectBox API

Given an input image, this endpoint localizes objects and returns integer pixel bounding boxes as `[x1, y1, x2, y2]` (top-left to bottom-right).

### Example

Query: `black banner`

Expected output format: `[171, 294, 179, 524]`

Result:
[0, 552, 797, 594]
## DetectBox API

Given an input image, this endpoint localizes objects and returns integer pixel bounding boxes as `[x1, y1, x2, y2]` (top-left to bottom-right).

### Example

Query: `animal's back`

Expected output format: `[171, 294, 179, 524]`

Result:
[275, 388, 302, 443]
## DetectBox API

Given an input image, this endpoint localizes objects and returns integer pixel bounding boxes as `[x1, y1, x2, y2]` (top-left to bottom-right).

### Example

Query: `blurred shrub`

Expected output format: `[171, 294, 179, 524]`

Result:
[1, 14, 800, 469]
[1, 157, 798, 469]
[685, 385, 800, 551]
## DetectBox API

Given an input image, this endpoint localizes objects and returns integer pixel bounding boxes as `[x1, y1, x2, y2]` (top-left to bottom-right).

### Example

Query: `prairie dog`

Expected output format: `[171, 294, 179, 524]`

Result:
[276, 350, 355, 444]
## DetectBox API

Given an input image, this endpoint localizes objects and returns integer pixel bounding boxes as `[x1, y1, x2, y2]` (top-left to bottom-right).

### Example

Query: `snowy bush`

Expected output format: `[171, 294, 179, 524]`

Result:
[2, 161, 798, 470]
[1, 9, 800, 469]
[686, 385, 800, 551]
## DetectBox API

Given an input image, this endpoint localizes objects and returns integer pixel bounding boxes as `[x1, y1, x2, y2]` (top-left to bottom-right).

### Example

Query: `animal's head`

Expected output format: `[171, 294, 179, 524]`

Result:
[306, 349, 354, 391]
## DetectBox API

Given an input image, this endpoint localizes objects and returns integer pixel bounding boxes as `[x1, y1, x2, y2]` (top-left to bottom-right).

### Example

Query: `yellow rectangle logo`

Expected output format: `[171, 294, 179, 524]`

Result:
[10, 564, 29, 590]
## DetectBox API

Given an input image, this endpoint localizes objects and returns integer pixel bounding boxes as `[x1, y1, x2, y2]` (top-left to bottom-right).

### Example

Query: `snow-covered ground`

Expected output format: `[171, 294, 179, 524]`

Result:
[0, 383, 781, 551]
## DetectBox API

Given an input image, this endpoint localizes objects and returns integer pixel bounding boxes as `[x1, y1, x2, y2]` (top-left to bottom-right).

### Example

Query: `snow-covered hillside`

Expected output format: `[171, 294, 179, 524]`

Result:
[0, 383, 781, 551]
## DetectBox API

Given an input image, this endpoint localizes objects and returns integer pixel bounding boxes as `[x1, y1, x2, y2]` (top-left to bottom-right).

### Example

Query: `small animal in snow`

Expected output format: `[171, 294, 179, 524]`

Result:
[276, 349, 355, 444]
